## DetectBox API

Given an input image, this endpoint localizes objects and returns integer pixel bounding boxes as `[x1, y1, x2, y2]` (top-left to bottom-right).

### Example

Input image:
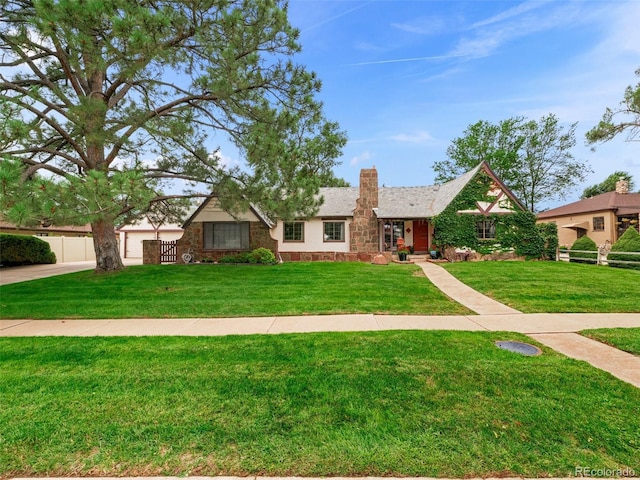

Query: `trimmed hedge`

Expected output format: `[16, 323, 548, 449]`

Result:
[608, 227, 640, 270]
[0, 233, 57, 267]
[569, 236, 597, 264]
[218, 248, 277, 265]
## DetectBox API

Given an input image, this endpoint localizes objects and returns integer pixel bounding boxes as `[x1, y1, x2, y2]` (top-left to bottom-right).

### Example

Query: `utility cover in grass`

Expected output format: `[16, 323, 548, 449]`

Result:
[495, 340, 542, 356]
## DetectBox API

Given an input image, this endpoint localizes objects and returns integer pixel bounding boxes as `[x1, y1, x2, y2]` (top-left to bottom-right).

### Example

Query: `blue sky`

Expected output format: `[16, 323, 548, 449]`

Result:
[256, 0, 640, 210]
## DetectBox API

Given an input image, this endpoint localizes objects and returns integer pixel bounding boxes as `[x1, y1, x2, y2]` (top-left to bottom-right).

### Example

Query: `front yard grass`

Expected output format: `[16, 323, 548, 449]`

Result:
[0, 262, 471, 319]
[2, 331, 639, 478]
[581, 328, 640, 356]
[442, 261, 640, 313]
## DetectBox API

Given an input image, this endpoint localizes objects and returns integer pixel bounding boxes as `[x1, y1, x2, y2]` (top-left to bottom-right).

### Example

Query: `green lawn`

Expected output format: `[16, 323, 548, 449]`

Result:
[442, 261, 640, 313]
[581, 328, 640, 356]
[2, 331, 639, 478]
[0, 262, 471, 319]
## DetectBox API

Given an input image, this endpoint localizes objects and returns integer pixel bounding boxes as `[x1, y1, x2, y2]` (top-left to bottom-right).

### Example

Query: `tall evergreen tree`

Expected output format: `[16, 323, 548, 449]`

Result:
[0, 0, 346, 271]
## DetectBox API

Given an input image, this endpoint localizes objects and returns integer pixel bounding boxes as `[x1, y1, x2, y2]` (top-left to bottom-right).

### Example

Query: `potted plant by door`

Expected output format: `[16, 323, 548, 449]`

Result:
[397, 245, 410, 261]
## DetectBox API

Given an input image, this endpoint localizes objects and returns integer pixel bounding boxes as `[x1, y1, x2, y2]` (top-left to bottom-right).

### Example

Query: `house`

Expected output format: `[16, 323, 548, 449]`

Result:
[176, 162, 524, 263]
[536, 178, 640, 247]
[0, 219, 92, 237]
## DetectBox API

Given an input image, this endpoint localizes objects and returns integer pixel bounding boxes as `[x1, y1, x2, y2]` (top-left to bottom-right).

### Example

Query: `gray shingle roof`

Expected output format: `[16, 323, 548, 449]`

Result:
[318, 163, 484, 219]
[316, 187, 359, 216]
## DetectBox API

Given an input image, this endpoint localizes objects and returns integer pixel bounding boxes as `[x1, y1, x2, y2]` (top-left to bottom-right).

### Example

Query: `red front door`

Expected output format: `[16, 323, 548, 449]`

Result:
[413, 220, 430, 253]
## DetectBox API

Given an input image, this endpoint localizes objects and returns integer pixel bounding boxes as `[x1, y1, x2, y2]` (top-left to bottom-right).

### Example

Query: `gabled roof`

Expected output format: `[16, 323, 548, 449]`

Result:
[182, 162, 523, 225]
[318, 161, 523, 219]
[537, 191, 640, 219]
[182, 196, 274, 229]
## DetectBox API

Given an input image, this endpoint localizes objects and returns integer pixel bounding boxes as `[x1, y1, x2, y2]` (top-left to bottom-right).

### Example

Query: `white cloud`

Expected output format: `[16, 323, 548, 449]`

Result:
[390, 131, 434, 144]
[451, 1, 581, 59]
[391, 16, 447, 36]
[470, 0, 553, 29]
[350, 150, 372, 166]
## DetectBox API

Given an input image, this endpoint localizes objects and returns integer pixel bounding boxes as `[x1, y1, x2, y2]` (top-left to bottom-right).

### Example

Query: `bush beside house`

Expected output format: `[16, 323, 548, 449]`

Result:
[0, 233, 57, 266]
[569, 236, 598, 264]
[608, 227, 640, 270]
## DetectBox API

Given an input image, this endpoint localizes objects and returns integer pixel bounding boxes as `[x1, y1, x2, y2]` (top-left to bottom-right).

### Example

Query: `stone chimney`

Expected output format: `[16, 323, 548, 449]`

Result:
[616, 177, 629, 194]
[350, 167, 380, 253]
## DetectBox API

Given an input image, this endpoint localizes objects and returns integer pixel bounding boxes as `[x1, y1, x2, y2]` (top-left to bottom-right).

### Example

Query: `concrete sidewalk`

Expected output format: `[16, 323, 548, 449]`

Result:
[3, 313, 640, 337]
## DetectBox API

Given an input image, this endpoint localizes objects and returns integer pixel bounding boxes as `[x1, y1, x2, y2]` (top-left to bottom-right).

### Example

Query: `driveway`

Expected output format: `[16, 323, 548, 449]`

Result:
[0, 259, 142, 285]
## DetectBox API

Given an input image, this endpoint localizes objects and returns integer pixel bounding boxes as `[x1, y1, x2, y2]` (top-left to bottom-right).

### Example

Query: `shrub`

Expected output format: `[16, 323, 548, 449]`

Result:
[537, 222, 559, 261]
[0, 233, 57, 267]
[217, 249, 276, 265]
[569, 236, 597, 264]
[217, 252, 253, 264]
[250, 247, 277, 265]
[608, 227, 640, 270]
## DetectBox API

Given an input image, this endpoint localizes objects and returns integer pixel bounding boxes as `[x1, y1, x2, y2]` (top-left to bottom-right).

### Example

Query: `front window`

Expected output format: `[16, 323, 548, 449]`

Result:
[203, 222, 249, 250]
[593, 216, 604, 231]
[476, 219, 496, 239]
[323, 222, 345, 242]
[617, 214, 640, 237]
[283, 222, 304, 242]
[383, 220, 405, 250]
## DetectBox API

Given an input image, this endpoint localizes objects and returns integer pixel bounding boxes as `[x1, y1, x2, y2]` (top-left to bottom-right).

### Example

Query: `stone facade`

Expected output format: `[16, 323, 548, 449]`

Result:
[176, 221, 276, 263]
[350, 167, 380, 253]
[278, 251, 389, 262]
[142, 240, 161, 264]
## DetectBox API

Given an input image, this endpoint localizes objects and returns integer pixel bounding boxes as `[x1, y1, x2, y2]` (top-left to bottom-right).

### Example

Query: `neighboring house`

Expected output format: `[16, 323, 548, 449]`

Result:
[117, 215, 184, 259]
[537, 179, 640, 247]
[177, 161, 524, 262]
[0, 219, 92, 237]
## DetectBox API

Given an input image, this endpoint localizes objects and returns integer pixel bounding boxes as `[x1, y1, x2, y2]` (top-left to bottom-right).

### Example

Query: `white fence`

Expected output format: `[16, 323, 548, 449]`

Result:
[558, 248, 640, 267]
[38, 236, 97, 263]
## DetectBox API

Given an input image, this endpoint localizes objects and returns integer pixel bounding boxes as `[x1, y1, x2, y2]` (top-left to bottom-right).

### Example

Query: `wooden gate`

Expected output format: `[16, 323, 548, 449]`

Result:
[160, 240, 177, 263]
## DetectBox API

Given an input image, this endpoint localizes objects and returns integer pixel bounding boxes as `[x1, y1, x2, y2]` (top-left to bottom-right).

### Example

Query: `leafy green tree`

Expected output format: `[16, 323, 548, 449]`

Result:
[0, 0, 346, 272]
[434, 114, 588, 212]
[586, 67, 640, 145]
[581, 171, 635, 198]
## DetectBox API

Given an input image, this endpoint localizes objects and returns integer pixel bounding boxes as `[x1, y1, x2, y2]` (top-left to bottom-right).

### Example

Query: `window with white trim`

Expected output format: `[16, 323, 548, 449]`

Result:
[323, 221, 345, 242]
[283, 222, 304, 242]
[203, 222, 249, 250]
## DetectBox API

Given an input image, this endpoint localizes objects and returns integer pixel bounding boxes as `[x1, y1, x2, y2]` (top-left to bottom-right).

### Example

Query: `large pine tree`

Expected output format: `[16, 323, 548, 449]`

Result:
[0, 0, 346, 271]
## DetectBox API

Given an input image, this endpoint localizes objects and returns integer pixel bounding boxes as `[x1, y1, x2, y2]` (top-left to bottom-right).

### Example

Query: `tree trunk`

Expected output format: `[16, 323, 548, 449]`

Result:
[91, 218, 124, 272]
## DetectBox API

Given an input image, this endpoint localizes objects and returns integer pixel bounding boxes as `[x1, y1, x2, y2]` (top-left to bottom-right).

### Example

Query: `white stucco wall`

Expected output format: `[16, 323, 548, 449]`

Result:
[272, 218, 351, 252]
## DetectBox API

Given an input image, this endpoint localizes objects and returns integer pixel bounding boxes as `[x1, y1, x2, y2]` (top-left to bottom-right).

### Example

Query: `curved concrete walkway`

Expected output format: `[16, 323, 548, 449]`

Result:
[417, 261, 522, 315]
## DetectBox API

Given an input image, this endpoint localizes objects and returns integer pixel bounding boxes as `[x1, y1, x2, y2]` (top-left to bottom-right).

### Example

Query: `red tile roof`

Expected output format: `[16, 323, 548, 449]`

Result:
[537, 191, 640, 219]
